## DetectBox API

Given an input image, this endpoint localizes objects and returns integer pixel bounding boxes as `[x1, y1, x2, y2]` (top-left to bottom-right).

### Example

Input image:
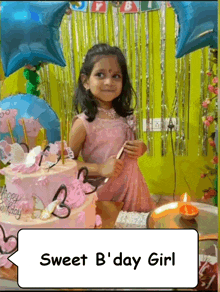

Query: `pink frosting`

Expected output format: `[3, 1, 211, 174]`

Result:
[95, 214, 102, 227]
[1, 237, 17, 253]
[78, 172, 95, 194]
[65, 180, 86, 208]
[11, 163, 40, 174]
[75, 211, 85, 228]
[64, 174, 95, 209]
[0, 254, 13, 268]
[17, 200, 33, 214]
[64, 173, 95, 209]
[0, 235, 17, 268]
[10, 153, 41, 174]
[11, 176, 22, 184]
[35, 176, 49, 186]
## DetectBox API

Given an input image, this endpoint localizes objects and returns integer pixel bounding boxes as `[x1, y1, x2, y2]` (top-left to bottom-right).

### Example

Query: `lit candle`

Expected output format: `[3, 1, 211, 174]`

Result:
[21, 118, 29, 146]
[60, 119, 65, 164]
[7, 120, 15, 144]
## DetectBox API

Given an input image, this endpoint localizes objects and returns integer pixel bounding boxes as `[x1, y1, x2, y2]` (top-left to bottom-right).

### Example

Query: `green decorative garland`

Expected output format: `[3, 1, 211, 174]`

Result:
[23, 64, 41, 96]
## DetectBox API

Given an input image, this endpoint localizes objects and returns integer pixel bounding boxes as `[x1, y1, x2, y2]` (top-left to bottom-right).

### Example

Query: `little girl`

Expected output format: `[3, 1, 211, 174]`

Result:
[70, 43, 156, 212]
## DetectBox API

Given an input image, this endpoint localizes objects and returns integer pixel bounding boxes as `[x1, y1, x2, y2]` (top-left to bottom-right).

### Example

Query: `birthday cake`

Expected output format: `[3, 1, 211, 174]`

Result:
[0, 141, 101, 269]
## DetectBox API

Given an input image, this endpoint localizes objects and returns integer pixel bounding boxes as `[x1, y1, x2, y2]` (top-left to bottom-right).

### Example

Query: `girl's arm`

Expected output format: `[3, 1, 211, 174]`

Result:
[69, 118, 100, 175]
[69, 118, 124, 177]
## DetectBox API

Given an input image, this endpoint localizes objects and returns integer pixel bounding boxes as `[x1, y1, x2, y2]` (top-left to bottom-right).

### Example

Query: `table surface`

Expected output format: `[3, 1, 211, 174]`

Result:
[147, 201, 218, 235]
[1, 201, 218, 291]
[146, 201, 218, 259]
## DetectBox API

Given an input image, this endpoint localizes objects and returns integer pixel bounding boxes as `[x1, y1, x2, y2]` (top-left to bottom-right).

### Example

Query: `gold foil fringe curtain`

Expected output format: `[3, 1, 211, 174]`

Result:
[38, 2, 211, 156]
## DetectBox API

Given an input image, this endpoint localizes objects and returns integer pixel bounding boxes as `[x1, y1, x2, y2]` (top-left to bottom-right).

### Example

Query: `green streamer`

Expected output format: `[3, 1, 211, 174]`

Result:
[118, 9, 123, 49]
[87, 8, 92, 48]
[107, 5, 114, 45]
[72, 12, 80, 83]
[23, 64, 41, 96]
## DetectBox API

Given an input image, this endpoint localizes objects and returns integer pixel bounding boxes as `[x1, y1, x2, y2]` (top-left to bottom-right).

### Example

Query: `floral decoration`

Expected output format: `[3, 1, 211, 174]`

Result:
[200, 53, 218, 205]
[48, 141, 74, 159]
[0, 254, 13, 268]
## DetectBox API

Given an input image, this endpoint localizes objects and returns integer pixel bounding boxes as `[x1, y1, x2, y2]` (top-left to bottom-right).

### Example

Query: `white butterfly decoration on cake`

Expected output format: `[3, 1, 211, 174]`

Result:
[10, 143, 26, 164]
[8, 145, 42, 173]
[32, 196, 61, 221]
[10, 145, 42, 167]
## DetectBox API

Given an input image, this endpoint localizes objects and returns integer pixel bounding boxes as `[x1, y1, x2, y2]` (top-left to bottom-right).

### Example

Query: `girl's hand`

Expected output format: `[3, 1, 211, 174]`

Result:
[124, 140, 147, 159]
[99, 156, 124, 178]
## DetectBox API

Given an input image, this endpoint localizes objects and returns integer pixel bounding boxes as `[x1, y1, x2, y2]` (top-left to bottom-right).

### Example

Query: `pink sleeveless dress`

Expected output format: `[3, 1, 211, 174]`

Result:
[76, 112, 156, 212]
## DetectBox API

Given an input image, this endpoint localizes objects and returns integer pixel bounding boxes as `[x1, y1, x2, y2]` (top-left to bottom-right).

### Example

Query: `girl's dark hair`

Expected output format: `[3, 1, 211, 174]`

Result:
[74, 43, 136, 122]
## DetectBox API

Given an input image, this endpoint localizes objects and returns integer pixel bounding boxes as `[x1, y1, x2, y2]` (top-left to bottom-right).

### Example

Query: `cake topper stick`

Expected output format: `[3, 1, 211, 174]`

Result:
[41, 129, 47, 150]
[7, 119, 15, 144]
[60, 119, 65, 164]
[43, 128, 47, 140]
[21, 118, 29, 147]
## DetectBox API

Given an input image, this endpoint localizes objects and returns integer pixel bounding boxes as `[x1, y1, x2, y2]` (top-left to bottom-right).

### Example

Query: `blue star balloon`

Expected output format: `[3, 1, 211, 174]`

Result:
[1, 1, 70, 77]
[170, 1, 218, 58]
[0, 94, 60, 143]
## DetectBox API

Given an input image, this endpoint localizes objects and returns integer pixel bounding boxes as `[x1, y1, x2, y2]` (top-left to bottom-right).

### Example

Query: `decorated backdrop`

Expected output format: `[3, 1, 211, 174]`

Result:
[0, 1, 218, 199]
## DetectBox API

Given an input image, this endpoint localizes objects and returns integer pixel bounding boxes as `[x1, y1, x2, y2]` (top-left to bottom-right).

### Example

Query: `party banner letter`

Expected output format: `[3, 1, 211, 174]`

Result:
[70, 1, 88, 12]
[91, 1, 107, 13]
[120, 1, 139, 13]
[141, 1, 160, 12]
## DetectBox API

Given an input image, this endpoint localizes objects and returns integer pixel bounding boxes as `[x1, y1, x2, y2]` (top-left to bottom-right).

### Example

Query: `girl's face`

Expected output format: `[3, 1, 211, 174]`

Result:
[83, 55, 123, 109]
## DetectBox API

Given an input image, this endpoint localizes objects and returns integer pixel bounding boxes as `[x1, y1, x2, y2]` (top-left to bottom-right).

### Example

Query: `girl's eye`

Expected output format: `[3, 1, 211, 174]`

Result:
[96, 72, 104, 78]
[113, 74, 121, 79]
